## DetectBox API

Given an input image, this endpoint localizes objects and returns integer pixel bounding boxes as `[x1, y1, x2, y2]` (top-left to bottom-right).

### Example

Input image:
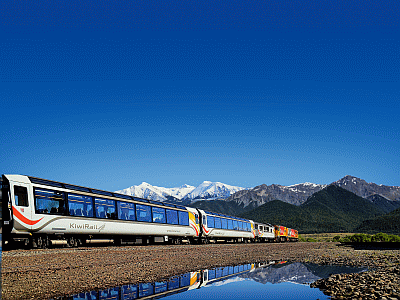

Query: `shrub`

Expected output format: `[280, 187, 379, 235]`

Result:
[349, 233, 371, 243]
[306, 237, 317, 242]
[387, 234, 400, 242]
[371, 232, 390, 242]
[332, 235, 341, 242]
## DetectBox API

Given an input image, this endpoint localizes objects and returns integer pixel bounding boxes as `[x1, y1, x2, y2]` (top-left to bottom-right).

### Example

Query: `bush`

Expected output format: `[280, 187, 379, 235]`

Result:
[332, 235, 341, 242]
[349, 233, 371, 243]
[306, 237, 317, 242]
[371, 232, 390, 242]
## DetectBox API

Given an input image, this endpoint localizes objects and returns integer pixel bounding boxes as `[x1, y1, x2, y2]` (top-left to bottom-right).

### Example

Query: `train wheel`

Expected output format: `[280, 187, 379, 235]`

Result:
[67, 237, 78, 248]
[37, 236, 49, 249]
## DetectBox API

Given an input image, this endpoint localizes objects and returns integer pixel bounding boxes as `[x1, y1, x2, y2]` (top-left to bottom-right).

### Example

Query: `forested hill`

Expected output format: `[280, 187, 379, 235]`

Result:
[355, 207, 400, 235]
[191, 185, 395, 234]
[242, 185, 386, 233]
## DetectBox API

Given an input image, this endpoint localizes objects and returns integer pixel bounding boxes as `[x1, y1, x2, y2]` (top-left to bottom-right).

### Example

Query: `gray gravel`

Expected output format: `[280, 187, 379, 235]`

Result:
[1, 242, 400, 300]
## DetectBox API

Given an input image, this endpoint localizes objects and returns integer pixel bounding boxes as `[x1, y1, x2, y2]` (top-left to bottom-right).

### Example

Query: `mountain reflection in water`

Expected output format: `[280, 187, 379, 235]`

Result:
[54, 261, 366, 300]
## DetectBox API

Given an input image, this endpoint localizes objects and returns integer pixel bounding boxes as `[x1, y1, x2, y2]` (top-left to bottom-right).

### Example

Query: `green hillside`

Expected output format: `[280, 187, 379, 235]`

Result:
[241, 185, 386, 233]
[355, 207, 400, 235]
[299, 185, 385, 232]
[240, 200, 303, 227]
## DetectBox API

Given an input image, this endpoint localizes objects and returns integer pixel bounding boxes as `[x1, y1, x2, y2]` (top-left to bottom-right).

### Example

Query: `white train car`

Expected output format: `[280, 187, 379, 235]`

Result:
[197, 209, 255, 243]
[2, 174, 200, 248]
[254, 222, 275, 242]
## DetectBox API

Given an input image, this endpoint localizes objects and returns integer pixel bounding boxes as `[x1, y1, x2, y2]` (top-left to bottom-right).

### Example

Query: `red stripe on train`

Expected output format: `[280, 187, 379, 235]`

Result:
[12, 206, 44, 225]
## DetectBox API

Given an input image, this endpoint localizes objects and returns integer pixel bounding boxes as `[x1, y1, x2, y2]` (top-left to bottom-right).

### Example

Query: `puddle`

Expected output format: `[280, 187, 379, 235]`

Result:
[53, 261, 366, 300]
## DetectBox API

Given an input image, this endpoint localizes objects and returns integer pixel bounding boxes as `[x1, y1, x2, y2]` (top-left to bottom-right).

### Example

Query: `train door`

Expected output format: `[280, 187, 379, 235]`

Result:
[1, 175, 11, 235]
[10, 181, 34, 231]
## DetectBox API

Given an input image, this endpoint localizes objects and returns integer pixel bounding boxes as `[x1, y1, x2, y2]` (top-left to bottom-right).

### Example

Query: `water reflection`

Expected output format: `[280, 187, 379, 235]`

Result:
[54, 261, 366, 300]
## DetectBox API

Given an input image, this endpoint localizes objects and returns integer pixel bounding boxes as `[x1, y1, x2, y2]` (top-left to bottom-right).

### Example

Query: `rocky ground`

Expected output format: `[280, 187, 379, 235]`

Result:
[1, 242, 400, 300]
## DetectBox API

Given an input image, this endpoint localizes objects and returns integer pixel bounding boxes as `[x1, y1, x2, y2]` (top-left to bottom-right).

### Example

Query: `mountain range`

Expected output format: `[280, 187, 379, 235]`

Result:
[116, 181, 245, 205]
[116, 175, 399, 208]
[116, 175, 400, 234]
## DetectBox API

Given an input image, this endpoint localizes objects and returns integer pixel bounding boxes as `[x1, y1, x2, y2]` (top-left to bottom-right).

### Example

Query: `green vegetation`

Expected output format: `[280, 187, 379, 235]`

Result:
[340, 232, 400, 243]
[241, 185, 386, 234]
[191, 185, 399, 235]
[355, 207, 400, 235]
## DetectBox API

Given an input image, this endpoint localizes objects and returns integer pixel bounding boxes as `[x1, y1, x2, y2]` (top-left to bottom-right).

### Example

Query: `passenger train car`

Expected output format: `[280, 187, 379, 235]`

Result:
[1, 174, 298, 248]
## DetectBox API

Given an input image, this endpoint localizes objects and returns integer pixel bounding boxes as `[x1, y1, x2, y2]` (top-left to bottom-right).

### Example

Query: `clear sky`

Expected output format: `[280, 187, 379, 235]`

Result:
[1, 1, 399, 191]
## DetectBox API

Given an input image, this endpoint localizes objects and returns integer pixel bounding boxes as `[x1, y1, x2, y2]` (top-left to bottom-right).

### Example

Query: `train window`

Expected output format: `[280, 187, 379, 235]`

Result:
[117, 201, 135, 221]
[34, 188, 66, 215]
[227, 219, 233, 230]
[166, 209, 178, 225]
[233, 220, 238, 230]
[208, 269, 216, 280]
[14, 186, 28, 207]
[207, 215, 215, 228]
[202, 215, 206, 226]
[136, 204, 152, 222]
[95, 198, 116, 219]
[68, 193, 93, 217]
[216, 267, 223, 278]
[121, 284, 138, 299]
[139, 283, 154, 297]
[178, 211, 189, 226]
[238, 221, 243, 231]
[167, 277, 179, 290]
[180, 273, 190, 287]
[155, 282, 167, 294]
[152, 207, 166, 223]
[99, 287, 119, 299]
[214, 217, 222, 229]
[247, 223, 251, 232]
[221, 218, 228, 229]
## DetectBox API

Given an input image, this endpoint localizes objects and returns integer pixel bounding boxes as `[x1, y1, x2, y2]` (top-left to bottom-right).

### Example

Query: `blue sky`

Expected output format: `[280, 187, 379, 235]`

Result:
[1, 1, 399, 191]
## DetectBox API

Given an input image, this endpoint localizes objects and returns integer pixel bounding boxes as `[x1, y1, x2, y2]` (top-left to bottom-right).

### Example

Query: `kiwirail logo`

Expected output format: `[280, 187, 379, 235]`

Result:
[70, 223, 106, 232]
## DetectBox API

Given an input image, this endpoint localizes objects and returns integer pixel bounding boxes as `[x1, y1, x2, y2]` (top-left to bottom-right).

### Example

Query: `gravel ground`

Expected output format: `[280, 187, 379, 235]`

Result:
[1, 242, 400, 300]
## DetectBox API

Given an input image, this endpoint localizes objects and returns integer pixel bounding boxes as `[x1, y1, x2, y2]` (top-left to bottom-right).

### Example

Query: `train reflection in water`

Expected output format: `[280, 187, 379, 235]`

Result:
[56, 261, 366, 300]
[57, 262, 258, 300]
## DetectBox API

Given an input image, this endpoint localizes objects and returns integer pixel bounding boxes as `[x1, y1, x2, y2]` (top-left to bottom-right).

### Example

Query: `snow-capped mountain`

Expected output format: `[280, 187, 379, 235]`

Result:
[182, 181, 246, 202]
[115, 181, 245, 204]
[332, 175, 400, 201]
[227, 182, 327, 207]
[116, 182, 195, 202]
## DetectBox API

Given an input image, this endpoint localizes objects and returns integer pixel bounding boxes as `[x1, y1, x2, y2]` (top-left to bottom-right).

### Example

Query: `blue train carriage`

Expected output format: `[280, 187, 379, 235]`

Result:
[196, 209, 255, 243]
[1, 174, 201, 248]
[199, 263, 255, 288]
[253, 222, 275, 242]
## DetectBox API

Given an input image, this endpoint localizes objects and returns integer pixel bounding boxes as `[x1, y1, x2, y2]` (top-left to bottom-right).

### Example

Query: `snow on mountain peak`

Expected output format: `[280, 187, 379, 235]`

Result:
[116, 181, 246, 203]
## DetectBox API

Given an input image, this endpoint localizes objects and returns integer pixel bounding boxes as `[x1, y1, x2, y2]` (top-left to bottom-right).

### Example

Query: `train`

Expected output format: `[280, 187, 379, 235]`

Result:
[1, 174, 298, 249]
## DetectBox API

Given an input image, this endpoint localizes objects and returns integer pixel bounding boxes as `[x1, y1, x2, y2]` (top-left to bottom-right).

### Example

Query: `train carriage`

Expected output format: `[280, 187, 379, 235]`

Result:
[1, 174, 299, 249]
[274, 225, 289, 242]
[254, 222, 275, 242]
[2, 174, 200, 248]
[198, 209, 254, 243]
